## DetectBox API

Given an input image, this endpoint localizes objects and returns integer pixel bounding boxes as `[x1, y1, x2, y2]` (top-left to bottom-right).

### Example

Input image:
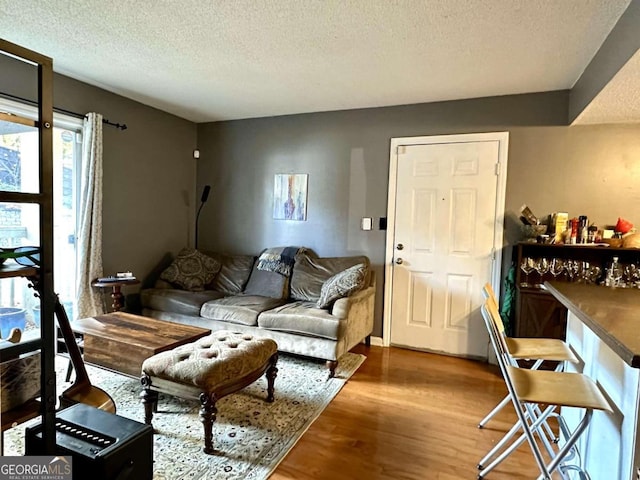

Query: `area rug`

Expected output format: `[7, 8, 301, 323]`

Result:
[3, 352, 365, 479]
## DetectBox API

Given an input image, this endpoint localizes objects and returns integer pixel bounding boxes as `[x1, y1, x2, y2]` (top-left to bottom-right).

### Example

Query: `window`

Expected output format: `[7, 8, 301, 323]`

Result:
[0, 98, 81, 331]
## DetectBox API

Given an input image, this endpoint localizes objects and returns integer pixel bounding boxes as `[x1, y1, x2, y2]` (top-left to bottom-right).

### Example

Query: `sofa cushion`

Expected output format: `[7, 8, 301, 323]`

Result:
[316, 263, 368, 309]
[205, 253, 255, 294]
[160, 248, 221, 291]
[258, 301, 343, 340]
[290, 253, 370, 302]
[141, 288, 225, 316]
[256, 246, 300, 276]
[243, 254, 289, 299]
[200, 295, 288, 326]
[153, 278, 175, 289]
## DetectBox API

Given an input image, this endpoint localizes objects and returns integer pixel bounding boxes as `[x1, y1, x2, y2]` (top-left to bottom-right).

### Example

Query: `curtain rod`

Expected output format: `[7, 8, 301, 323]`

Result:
[0, 91, 127, 130]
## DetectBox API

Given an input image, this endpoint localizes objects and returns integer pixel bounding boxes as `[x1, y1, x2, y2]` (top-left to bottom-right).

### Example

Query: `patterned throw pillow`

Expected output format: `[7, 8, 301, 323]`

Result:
[316, 263, 368, 309]
[160, 248, 221, 291]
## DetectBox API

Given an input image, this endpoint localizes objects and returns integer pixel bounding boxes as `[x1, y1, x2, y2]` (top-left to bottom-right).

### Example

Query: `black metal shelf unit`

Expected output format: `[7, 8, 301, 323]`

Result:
[0, 38, 56, 452]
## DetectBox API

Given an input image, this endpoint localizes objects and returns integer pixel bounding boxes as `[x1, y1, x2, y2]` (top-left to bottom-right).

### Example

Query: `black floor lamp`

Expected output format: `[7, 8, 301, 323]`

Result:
[195, 185, 211, 249]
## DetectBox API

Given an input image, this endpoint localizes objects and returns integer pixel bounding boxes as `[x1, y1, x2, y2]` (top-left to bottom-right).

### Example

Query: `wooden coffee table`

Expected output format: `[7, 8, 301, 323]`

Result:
[68, 312, 211, 378]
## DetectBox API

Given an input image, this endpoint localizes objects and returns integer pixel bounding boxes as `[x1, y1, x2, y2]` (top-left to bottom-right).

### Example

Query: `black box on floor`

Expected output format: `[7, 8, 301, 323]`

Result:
[25, 403, 153, 480]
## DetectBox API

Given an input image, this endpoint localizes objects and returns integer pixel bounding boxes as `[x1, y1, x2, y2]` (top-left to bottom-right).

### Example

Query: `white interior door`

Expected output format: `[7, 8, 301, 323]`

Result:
[385, 133, 508, 359]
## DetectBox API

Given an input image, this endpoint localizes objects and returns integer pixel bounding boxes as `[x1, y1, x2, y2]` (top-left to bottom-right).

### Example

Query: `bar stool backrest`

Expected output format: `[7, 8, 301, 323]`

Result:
[484, 295, 507, 339]
[482, 282, 497, 301]
[482, 300, 516, 386]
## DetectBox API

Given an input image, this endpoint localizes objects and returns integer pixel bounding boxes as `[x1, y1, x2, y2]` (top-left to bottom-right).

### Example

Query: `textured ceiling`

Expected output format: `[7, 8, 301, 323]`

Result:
[574, 49, 640, 124]
[0, 0, 634, 123]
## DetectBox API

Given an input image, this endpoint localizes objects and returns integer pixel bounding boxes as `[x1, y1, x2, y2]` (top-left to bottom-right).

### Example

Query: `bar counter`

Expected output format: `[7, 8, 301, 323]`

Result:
[545, 281, 640, 367]
[545, 281, 640, 480]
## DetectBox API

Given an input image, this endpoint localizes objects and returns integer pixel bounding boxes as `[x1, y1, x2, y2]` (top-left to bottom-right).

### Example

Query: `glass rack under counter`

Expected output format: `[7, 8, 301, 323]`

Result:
[513, 242, 640, 339]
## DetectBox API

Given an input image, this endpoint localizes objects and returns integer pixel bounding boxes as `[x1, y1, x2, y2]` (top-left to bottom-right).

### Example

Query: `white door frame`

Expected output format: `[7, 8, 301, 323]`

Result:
[382, 131, 509, 348]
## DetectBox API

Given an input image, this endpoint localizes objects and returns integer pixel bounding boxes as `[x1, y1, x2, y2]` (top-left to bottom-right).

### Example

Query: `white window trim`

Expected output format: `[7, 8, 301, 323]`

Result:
[0, 97, 83, 131]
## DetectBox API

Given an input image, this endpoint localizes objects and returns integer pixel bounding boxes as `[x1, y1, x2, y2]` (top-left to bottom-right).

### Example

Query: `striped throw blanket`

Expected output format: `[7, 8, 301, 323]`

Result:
[256, 246, 302, 277]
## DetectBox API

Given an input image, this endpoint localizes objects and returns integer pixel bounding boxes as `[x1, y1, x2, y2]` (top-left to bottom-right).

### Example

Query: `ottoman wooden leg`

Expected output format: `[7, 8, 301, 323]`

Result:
[199, 392, 218, 455]
[140, 375, 158, 425]
[266, 353, 278, 403]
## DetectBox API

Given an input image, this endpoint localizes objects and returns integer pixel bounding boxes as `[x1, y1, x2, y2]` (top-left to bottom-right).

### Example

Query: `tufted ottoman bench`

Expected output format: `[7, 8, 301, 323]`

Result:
[140, 330, 278, 454]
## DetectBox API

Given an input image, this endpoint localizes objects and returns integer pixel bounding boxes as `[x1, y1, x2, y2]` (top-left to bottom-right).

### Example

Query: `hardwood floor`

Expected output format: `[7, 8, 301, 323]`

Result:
[271, 345, 544, 480]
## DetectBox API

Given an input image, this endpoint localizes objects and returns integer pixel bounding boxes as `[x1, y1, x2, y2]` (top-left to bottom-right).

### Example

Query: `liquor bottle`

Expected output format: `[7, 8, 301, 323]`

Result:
[570, 218, 579, 245]
[579, 216, 588, 244]
[605, 257, 623, 287]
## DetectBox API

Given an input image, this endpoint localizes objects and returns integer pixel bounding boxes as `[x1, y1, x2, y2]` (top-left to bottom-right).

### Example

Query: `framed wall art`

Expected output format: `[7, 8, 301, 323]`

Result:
[273, 173, 308, 221]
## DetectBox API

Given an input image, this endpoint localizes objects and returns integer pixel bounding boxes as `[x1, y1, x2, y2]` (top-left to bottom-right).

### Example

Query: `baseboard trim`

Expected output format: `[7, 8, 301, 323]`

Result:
[363, 336, 384, 347]
[363, 337, 492, 359]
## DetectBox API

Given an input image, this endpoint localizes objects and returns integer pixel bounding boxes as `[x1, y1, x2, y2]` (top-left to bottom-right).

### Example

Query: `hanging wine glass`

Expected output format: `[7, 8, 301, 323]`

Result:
[565, 260, 580, 282]
[631, 263, 640, 288]
[520, 257, 535, 287]
[586, 265, 602, 284]
[550, 258, 565, 280]
[564, 260, 575, 281]
[534, 258, 550, 287]
[577, 261, 589, 283]
[624, 263, 639, 287]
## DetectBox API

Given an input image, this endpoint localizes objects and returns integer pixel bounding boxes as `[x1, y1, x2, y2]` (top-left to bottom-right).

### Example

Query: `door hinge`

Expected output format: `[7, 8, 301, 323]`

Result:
[494, 162, 500, 176]
[491, 247, 496, 261]
[397, 145, 406, 155]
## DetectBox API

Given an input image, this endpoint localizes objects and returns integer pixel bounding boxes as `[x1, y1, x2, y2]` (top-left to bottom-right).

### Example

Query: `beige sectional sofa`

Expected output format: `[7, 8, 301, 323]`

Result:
[140, 248, 375, 377]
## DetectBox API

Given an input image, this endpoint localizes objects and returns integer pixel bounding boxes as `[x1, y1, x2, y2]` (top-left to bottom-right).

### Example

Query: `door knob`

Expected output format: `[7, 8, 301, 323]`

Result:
[396, 243, 404, 250]
[395, 258, 403, 265]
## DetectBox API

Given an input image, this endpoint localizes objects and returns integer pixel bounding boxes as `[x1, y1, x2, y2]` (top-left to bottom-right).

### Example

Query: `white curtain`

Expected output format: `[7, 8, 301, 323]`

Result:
[75, 112, 104, 318]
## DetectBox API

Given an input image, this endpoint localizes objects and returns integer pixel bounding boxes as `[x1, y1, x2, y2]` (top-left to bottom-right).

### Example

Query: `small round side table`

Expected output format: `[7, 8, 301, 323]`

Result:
[91, 277, 140, 312]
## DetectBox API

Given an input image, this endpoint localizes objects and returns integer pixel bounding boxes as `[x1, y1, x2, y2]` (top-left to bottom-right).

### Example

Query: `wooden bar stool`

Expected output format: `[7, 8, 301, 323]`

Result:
[479, 299, 612, 479]
[478, 283, 579, 429]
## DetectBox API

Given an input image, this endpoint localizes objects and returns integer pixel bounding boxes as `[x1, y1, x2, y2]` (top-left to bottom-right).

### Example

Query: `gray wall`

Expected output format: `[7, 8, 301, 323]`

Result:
[5, 50, 640, 337]
[0, 53, 198, 304]
[197, 92, 640, 337]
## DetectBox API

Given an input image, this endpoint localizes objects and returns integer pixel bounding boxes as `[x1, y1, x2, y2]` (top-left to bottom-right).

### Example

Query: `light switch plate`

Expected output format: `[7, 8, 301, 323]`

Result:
[361, 217, 373, 231]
